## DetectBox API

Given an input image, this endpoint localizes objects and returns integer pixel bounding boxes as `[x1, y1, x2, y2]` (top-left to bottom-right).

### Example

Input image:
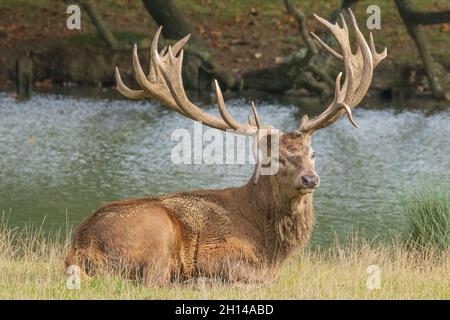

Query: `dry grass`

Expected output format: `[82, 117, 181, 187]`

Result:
[0, 220, 448, 299]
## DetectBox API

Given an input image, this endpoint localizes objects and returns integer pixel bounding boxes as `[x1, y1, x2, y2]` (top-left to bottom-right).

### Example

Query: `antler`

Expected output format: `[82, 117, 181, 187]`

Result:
[115, 27, 273, 136]
[299, 9, 387, 133]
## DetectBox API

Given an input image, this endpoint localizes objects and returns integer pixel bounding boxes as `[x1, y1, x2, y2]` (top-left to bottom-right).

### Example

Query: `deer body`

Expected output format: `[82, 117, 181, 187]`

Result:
[67, 134, 315, 285]
[66, 10, 386, 286]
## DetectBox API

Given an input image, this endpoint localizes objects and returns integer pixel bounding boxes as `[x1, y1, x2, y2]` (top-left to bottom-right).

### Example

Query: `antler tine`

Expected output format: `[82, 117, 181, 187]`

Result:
[114, 66, 149, 99]
[172, 34, 191, 56]
[312, 12, 355, 91]
[250, 101, 262, 185]
[149, 26, 163, 83]
[310, 31, 342, 60]
[299, 9, 386, 133]
[369, 32, 387, 68]
[155, 46, 228, 129]
[347, 9, 373, 102]
[334, 71, 359, 128]
[131, 43, 186, 114]
[149, 45, 167, 83]
[149, 30, 190, 82]
[251, 101, 262, 128]
[117, 27, 275, 136]
[155, 45, 266, 134]
[338, 12, 349, 33]
[114, 28, 185, 114]
[252, 143, 262, 185]
[214, 79, 241, 130]
[133, 44, 155, 93]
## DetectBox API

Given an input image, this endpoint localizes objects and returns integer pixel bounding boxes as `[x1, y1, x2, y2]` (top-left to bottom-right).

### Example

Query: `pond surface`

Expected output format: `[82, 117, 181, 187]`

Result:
[0, 93, 449, 246]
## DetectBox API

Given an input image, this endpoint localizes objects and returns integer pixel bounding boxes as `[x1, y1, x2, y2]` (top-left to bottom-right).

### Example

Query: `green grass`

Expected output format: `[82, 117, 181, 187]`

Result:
[403, 185, 450, 251]
[0, 219, 449, 299]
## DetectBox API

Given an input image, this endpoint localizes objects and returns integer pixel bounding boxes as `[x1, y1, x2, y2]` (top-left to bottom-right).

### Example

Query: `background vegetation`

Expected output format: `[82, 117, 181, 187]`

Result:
[1, 0, 449, 98]
[403, 185, 450, 251]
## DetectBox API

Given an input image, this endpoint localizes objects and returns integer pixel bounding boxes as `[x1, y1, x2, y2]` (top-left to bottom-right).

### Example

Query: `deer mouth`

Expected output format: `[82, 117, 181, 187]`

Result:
[298, 186, 319, 194]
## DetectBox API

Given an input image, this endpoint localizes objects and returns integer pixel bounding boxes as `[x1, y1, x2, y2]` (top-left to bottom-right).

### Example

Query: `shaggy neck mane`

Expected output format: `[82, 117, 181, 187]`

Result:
[236, 172, 315, 265]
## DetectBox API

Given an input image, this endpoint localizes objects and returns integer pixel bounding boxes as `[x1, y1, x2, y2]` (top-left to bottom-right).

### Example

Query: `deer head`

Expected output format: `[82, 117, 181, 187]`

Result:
[115, 9, 387, 197]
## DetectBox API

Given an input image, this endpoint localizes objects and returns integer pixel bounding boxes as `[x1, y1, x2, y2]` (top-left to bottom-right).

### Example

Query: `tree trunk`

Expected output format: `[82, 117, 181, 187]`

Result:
[77, 0, 119, 50]
[330, 0, 358, 22]
[15, 51, 33, 99]
[142, 0, 201, 44]
[141, 0, 237, 90]
[404, 8, 450, 25]
[395, 0, 446, 100]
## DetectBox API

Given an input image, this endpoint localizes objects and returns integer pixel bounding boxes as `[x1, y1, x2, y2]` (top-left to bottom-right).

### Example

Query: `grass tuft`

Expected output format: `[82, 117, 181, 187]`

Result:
[403, 185, 450, 251]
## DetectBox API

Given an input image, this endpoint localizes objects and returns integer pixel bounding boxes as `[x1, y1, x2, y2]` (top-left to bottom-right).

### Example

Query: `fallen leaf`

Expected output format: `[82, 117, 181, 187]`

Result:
[210, 30, 222, 36]
[197, 25, 206, 35]
[35, 79, 53, 88]
[275, 56, 285, 64]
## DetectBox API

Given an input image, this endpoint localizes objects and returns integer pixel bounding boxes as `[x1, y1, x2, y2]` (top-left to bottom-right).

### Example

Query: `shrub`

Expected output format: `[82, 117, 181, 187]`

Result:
[403, 185, 450, 251]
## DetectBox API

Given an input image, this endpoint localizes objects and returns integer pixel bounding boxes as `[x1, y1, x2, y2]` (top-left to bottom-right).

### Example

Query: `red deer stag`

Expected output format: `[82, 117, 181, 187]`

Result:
[66, 10, 386, 286]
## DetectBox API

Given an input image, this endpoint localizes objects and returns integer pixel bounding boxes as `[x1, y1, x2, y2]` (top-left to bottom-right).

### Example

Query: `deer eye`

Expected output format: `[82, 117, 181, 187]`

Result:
[311, 152, 316, 159]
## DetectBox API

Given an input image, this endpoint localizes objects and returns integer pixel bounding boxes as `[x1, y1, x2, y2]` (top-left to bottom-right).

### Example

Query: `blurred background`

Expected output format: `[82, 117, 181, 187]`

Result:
[1, 0, 449, 100]
[0, 0, 449, 246]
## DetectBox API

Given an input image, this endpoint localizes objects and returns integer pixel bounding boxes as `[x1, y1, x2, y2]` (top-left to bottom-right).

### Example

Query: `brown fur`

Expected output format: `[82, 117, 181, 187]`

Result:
[65, 132, 318, 286]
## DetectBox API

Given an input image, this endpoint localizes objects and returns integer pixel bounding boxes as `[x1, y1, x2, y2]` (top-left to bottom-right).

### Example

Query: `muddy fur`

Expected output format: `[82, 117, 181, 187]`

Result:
[66, 132, 318, 286]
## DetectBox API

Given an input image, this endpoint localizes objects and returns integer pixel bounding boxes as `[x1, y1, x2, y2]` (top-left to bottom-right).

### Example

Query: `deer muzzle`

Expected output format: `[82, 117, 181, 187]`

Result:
[296, 174, 320, 191]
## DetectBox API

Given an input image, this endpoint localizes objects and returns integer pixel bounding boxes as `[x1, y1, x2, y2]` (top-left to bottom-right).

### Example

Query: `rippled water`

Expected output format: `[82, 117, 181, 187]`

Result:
[0, 93, 449, 246]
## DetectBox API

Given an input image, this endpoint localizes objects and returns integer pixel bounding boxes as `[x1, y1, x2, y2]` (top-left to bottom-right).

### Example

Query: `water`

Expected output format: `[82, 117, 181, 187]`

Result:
[0, 93, 449, 246]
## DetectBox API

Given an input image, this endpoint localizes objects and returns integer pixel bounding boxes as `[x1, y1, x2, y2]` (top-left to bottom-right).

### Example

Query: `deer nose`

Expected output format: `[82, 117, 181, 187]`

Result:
[301, 175, 319, 188]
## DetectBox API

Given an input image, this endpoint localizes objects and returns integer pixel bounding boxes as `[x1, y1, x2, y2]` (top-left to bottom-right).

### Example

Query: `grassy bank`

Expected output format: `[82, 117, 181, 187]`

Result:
[0, 222, 448, 299]
[1, 185, 449, 299]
